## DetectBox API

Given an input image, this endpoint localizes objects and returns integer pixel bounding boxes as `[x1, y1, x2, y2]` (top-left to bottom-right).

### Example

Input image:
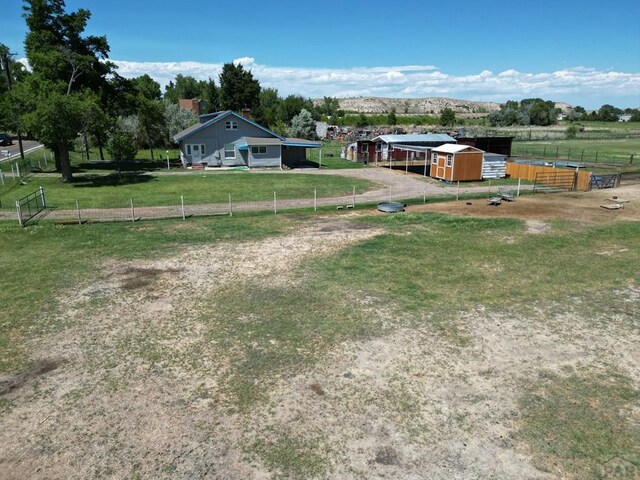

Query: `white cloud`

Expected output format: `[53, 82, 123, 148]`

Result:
[107, 58, 640, 107]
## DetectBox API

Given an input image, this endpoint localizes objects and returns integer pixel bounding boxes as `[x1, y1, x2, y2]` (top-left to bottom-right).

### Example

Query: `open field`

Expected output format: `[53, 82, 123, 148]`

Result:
[0, 184, 638, 479]
[0, 172, 377, 210]
[512, 138, 640, 166]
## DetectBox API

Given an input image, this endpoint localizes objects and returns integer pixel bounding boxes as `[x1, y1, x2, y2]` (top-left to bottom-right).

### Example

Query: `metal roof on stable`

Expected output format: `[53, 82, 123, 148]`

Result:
[283, 137, 321, 148]
[372, 134, 456, 144]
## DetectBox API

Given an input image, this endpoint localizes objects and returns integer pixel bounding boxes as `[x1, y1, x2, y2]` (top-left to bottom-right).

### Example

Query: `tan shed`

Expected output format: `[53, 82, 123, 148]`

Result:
[429, 144, 485, 182]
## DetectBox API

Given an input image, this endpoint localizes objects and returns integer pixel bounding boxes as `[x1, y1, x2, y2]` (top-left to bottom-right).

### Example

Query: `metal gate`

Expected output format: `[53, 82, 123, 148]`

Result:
[533, 171, 576, 193]
[16, 186, 46, 226]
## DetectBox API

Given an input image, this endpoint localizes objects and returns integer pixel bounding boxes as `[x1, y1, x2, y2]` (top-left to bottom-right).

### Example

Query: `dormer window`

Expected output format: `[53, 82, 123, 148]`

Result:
[225, 120, 238, 130]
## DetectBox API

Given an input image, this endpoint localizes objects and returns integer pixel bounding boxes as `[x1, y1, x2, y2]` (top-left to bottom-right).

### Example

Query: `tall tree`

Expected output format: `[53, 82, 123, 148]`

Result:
[288, 109, 316, 140]
[439, 107, 456, 127]
[22, 0, 114, 181]
[218, 62, 261, 113]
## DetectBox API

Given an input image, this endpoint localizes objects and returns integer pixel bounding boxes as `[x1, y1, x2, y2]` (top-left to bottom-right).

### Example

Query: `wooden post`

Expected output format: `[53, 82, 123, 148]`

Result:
[76, 199, 82, 225]
[273, 191, 277, 214]
[595, 151, 598, 162]
[130, 198, 135, 222]
[39, 186, 46, 208]
[352, 185, 356, 207]
[228, 193, 232, 216]
[517, 178, 521, 197]
[456, 181, 460, 201]
[181, 195, 186, 220]
[0, 170, 4, 186]
[319, 148, 322, 168]
[314, 189, 317, 212]
[405, 151, 409, 172]
[16, 200, 23, 227]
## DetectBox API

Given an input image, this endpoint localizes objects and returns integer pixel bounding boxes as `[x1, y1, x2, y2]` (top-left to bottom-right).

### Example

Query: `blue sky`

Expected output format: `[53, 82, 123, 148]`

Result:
[4, 0, 640, 108]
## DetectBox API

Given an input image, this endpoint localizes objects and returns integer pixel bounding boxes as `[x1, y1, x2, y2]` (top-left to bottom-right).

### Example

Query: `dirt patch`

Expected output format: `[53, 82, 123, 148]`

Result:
[116, 266, 183, 290]
[408, 185, 640, 226]
[0, 359, 62, 396]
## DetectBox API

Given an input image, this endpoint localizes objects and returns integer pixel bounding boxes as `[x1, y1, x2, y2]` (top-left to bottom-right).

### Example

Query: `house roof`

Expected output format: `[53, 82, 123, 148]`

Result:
[433, 144, 484, 154]
[283, 138, 322, 148]
[173, 111, 285, 142]
[372, 134, 456, 144]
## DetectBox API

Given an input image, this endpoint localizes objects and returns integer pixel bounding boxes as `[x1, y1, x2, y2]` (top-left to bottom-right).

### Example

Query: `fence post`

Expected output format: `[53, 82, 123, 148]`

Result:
[273, 191, 277, 214]
[629, 154, 634, 165]
[352, 185, 356, 207]
[580, 149, 584, 161]
[456, 181, 460, 201]
[15, 163, 20, 180]
[16, 200, 23, 227]
[423, 184, 426, 203]
[228, 193, 232, 217]
[39, 186, 46, 208]
[314, 189, 317, 212]
[76, 199, 82, 225]
[0, 170, 4, 186]
[555, 147, 559, 158]
[595, 151, 598, 163]
[130, 198, 135, 222]
[181, 195, 186, 220]
[517, 178, 521, 197]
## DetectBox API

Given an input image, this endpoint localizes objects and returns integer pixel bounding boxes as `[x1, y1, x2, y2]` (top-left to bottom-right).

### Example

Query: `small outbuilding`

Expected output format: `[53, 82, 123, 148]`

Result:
[430, 144, 485, 182]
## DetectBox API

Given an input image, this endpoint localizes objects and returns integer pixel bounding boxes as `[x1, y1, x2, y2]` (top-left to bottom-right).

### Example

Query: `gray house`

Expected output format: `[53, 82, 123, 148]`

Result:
[173, 111, 320, 169]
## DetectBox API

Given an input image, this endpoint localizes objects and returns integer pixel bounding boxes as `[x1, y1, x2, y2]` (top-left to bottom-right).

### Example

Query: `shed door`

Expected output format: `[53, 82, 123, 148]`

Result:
[436, 158, 446, 179]
[382, 144, 389, 161]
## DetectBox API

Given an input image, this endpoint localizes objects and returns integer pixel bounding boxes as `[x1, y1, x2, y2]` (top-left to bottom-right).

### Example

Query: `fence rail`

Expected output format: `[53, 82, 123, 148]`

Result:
[2, 183, 507, 226]
[511, 145, 635, 165]
[506, 163, 592, 191]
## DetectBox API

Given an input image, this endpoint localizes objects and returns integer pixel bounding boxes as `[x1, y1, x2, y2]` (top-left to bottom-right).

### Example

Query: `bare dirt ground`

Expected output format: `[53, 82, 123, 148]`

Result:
[407, 185, 640, 228]
[0, 191, 638, 479]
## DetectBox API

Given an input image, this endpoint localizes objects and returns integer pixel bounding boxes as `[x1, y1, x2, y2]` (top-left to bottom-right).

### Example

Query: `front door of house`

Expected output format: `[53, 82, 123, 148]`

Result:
[382, 144, 389, 161]
[191, 144, 202, 163]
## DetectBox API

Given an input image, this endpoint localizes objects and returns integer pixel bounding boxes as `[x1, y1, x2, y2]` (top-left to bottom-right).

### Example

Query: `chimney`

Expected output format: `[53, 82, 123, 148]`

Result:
[241, 108, 251, 119]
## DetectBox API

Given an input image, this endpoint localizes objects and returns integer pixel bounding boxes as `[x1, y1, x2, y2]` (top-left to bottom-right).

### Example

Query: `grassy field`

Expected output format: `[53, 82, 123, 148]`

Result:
[0, 193, 638, 478]
[0, 171, 377, 209]
[512, 138, 640, 166]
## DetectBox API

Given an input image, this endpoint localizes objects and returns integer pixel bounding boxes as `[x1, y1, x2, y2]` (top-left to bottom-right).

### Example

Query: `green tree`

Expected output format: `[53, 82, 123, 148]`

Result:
[164, 101, 197, 142]
[387, 108, 397, 125]
[107, 128, 137, 177]
[279, 94, 314, 124]
[288, 109, 316, 139]
[596, 104, 620, 122]
[439, 107, 456, 127]
[255, 87, 281, 128]
[565, 124, 579, 139]
[219, 62, 261, 112]
[21, 0, 114, 181]
[356, 113, 369, 128]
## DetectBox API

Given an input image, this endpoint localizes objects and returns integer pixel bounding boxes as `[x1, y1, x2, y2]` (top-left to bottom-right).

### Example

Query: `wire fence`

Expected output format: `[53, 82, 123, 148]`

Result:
[512, 145, 635, 165]
[0, 183, 497, 226]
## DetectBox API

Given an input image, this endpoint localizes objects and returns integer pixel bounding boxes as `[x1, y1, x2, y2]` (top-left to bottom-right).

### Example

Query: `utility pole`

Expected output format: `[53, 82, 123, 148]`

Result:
[0, 49, 25, 160]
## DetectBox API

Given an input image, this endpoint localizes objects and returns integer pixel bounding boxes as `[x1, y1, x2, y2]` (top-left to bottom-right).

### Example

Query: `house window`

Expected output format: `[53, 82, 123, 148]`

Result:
[224, 143, 236, 159]
[431, 153, 438, 163]
[200, 144, 206, 155]
[225, 121, 238, 130]
[375, 142, 382, 152]
[446, 154, 453, 167]
[186, 145, 191, 155]
[251, 146, 267, 154]
[360, 143, 368, 153]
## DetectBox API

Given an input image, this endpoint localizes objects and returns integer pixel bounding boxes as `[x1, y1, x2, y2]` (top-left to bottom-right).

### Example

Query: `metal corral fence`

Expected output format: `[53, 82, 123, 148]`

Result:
[511, 144, 635, 165]
[3, 184, 486, 226]
[506, 163, 593, 191]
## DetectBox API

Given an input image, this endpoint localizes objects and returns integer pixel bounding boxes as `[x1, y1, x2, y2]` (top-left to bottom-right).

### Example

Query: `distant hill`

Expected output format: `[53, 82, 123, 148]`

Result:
[313, 97, 502, 115]
[313, 97, 574, 115]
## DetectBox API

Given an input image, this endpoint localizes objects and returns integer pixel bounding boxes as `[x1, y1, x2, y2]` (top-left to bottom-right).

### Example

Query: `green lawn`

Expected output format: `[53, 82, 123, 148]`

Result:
[1, 208, 638, 477]
[0, 171, 378, 209]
